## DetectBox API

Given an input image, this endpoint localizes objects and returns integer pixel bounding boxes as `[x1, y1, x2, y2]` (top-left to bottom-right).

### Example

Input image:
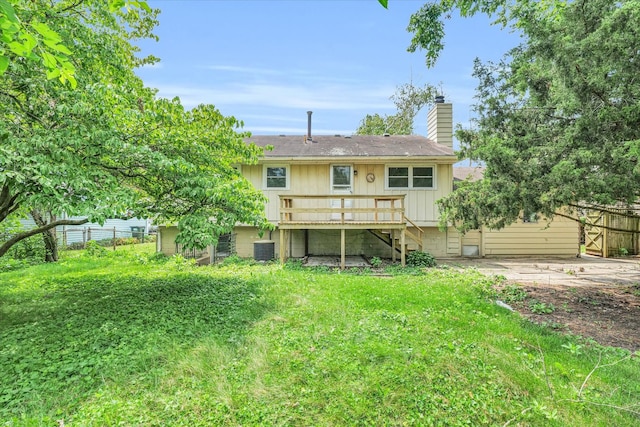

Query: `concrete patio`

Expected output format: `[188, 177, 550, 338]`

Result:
[440, 255, 640, 287]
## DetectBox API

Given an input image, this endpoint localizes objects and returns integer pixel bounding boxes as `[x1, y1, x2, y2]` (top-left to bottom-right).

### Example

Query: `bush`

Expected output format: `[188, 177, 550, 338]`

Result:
[220, 254, 255, 266]
[64, 241, 86, 250]
[85, 240, 107, 257]
[0, 258, 30, 272]
[5, 234, 45, 261]
[0, 235, 46, 268]
[406, 251, 436, 268]
[64, 234, 157, 251]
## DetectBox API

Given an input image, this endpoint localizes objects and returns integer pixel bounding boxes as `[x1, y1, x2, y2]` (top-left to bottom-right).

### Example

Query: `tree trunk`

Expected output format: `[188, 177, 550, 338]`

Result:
[31, 210, 59, 262]
[0, 217, 88, 259]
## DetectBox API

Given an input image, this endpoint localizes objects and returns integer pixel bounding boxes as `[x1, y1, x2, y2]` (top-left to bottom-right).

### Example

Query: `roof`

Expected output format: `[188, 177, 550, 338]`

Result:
[453, 166, 485, 182]
[246, 134, 456, 160]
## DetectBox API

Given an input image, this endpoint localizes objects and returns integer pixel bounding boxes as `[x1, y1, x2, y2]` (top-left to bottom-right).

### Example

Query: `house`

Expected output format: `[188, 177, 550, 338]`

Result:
[19, 215, 151, 246]
[452, 167, 579, 257]
[158, 99, 579, 265]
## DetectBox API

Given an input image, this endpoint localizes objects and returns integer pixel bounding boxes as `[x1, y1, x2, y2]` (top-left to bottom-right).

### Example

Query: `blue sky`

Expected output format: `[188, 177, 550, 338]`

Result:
[136, 0, 521, 143]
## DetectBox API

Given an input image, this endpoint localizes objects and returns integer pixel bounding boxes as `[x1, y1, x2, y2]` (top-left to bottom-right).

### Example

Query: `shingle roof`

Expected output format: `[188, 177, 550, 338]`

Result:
[246, 134, 455, 159]
[453, 166, 485, 182]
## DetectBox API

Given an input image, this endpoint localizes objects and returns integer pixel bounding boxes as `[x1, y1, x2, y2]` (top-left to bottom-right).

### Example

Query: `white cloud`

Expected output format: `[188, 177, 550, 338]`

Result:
[240, 114, 308, 123]
[206, 65, 282, 75]
[147, 81, 395, 111]
[246, 125, 355, 135]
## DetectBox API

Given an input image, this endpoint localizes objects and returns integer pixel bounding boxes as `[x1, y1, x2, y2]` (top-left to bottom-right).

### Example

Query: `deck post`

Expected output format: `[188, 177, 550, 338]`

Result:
[401, 228, 406, 267]
[340, 228, 346, 269]
[279, 228, 285, 263]
[391, 229, 396, 262]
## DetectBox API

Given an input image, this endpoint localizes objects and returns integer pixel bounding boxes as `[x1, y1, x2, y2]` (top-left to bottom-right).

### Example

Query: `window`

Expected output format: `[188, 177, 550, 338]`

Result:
[386, 166, 435, 189]
[265, 166, 288, 189]
[388, 167, 409, 188]
[412, 167, 434, 188]
[331, 165, 352, 193]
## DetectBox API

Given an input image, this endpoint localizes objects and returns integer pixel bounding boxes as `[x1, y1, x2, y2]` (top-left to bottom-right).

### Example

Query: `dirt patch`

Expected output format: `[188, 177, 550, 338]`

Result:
[498, 282, 640, 351]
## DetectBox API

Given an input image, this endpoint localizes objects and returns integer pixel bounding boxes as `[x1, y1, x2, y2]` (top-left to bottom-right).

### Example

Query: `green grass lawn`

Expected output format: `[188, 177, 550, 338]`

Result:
[1, 245, 638, 426]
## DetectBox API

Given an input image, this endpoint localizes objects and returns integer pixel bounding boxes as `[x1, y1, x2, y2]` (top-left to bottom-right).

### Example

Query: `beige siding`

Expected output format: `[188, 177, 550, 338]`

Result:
[483, 216, 579, 256]
[243, 162, 453, 226]
[447, 227, 462, 256]
[234, 227, 267, 258]
[427, 103, 453, 148]
[235, 227, 305, 259]
[158, 226, 179, 255]
[461, 230, 482, 256]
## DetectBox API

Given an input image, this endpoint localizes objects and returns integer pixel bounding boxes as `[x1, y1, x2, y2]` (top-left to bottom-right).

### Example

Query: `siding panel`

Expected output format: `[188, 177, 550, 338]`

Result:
[483, 216, 579, 256]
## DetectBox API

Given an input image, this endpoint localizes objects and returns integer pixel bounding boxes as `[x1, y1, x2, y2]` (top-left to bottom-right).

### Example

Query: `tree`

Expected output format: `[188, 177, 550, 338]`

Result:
[403, 0, 640, 231]
[0, 1, 271, 260]
[355, 82, 438, 135]
[0, 0, 153, 85]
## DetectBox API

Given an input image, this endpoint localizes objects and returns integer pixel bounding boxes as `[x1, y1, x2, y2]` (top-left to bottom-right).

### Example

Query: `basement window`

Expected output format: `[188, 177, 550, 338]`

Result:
[386, 166, 435, 189]
[265, 166, 289, 189]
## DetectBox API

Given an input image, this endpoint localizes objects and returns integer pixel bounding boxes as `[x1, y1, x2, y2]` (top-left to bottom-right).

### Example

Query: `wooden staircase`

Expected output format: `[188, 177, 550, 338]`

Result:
[369, 216, 424, 254]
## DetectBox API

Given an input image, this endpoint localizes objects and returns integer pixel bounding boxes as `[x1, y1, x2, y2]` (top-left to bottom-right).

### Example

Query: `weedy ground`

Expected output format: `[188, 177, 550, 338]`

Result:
[1, 244, 638, 426]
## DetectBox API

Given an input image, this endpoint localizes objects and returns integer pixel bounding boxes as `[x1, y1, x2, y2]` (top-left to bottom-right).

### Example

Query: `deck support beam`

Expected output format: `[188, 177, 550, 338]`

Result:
[391, 230, 396, 262]
[340, 228, 346, 270]
[401, 228, 406, 267]
[279, 228, 286, 264]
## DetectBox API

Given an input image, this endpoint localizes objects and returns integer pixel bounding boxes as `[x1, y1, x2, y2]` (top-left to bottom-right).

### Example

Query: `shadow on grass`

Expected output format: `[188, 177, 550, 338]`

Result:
[0, 269, 272, 418]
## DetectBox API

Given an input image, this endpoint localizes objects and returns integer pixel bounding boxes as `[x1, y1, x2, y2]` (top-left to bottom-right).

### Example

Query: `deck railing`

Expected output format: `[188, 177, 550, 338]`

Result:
[279, 195, 406, 225]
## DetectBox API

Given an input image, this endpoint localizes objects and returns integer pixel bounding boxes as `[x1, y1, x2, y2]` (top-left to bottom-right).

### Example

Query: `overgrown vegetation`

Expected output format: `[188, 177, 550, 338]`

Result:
[1, 245, 638, 425]
[64, 234, 157, 251]
[0, 235, 156, 272]
[407, 250, 437, 267]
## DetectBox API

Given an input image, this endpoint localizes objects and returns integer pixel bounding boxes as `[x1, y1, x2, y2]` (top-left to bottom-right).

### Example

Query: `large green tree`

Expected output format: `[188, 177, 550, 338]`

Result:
[0, 0, 270, 260]
[355, 82, 437, 135]
[402, 0, 640, 231]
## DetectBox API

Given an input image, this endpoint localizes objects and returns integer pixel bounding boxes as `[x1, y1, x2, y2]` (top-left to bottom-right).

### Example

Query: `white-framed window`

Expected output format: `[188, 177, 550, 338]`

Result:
[331, 164, 353, 193]
[264, 165, 289, 189]
[386, 165, 435, 189]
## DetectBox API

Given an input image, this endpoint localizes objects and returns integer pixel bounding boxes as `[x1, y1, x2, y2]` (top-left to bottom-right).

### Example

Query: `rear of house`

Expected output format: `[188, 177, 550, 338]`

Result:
[158, 101, 579, 263]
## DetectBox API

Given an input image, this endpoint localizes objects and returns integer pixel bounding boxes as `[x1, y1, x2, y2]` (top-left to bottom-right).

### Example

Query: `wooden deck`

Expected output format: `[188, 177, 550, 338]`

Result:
[277, 195, 424, 268]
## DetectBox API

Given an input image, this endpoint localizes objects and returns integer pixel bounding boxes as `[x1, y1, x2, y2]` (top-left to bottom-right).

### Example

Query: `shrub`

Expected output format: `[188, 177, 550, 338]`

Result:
[370, 256, 383, 268]
[85, 240, 107, 257]
[220, 255, 255, 266]
[499, 283, 528, 303]
[5, 234, 45, 262]
[529, 300, 556, 314]
[0, 258, 30, 272]
[406, 251, 436, 268]
[284, 258, 304, 270]
[147, 252, 170, 263]
[64, 241, 86, 250]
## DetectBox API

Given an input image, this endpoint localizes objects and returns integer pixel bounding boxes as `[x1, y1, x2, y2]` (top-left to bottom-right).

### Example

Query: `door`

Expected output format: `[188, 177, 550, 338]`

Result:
[585, 209, 605, 257]
[331, 165, 353, 220]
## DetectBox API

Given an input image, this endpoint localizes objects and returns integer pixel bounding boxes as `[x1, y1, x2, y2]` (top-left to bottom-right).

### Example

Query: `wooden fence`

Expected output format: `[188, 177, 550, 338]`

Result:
[585, 208, 640, 257]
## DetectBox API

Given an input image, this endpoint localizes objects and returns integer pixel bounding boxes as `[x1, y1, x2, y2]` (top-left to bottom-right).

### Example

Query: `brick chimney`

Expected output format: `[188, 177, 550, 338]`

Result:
[427, 96, 453, 148]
